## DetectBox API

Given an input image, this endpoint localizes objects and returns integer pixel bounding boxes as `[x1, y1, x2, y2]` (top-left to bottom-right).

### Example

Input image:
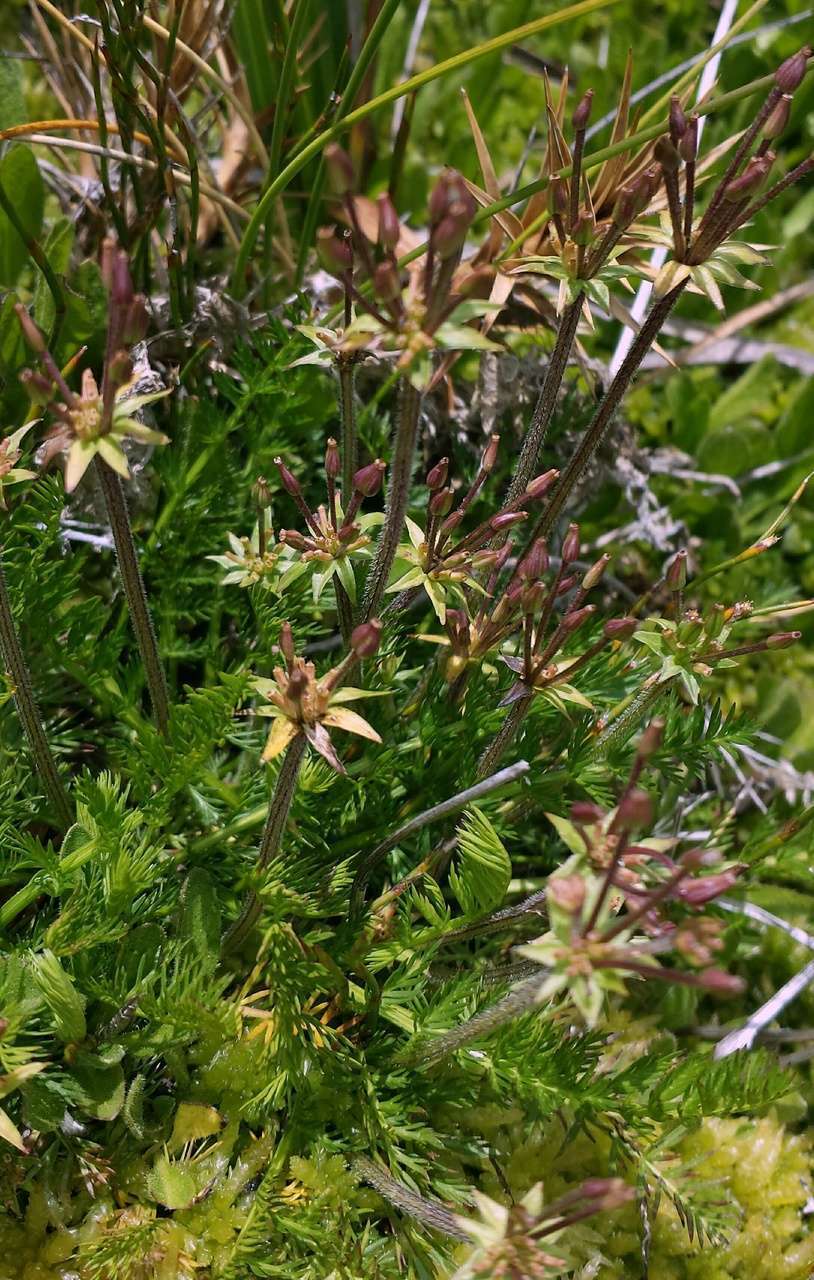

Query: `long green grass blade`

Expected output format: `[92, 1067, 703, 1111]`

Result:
[231, 0, 618, 290]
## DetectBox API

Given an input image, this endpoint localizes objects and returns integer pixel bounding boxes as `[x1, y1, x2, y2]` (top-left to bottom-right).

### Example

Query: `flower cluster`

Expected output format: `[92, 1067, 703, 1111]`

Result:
[253, 619, 383, 773]
[519, 722, 745, 1025]
[16, 244, 169, 490]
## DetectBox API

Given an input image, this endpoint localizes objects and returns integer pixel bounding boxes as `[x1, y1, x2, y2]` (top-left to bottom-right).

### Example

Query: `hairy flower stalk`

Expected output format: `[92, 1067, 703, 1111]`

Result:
[0, 553, 72, 829]
[221, 733, 307, 955]
[95, 461, 170, 735]
[337, 354, 358, 497]
[360, 378, 422, 620]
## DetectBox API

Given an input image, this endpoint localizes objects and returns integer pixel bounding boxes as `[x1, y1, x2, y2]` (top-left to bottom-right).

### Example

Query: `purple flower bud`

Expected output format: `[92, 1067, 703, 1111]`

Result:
[426, 457, 449, 491]
[480, 433, 500, 474]
[604, 617, 638, 640]
[522, 581, 547, 611]
[373, 260, 402, 304]
[679, 116, 698, 164]
[110, 248, 134, 308]
[324, 143, 355, 196]
[446, 608, 470, 652]
[490, 511, 527, 532]
[572, 88, 594, 131]
[353, 459, 386, 496]
[493, 540, 513, 572]
[561, 523, 581, 565]
[123, 296, 149, 345]
[439, 509, 465, 538]
[430, 486, 454, 518]
[377, 193, 401, 250]
[555, 574, 578, 597]
[432, 201, 474, 260]
[316, 226, 353, 275]
[722, 154, 773, 202]
[548, 174, 568, 217]
[763, 94, 792, 140]
[274, 456, 302, 497]
[14, 303, 47, 354]
[351, 619, 382, 657]
[428, 169, 472, 223]
[561, 604, 595, 633]
[636, 718, 664, 758]
[571, 800, 606, 825]
[520, 537, 549, 581]
[524, 468, 559, 500]
[669, 95, 688, 143]
[616, 787, 652, 830]
[581, 553, 610, 590]
[697, 968, 745, 996]
[775, 46, 811, 94]
[654, 135, 681, 172]
[666, 549, 687, 589]
[279, 528, 310, 551]
[570, 210, 594, 246]
[279, 621, 296, 668]
[680, 868, 741, 905]
[325, 437, 340, 480]
[767, 630, 801, 649]
[107, 349, 133, 390]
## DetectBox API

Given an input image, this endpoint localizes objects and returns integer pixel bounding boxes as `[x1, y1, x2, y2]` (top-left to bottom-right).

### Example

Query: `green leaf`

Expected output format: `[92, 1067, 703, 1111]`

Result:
[33, 217, 74, 336]
[0, 59, 25, 130]
[0, 146, 45, 287]
[177, 868, 221, 965]
[30, 950, 86, 1043]
[448, 808, 511, 917]
[70, 1051, 125, 1121]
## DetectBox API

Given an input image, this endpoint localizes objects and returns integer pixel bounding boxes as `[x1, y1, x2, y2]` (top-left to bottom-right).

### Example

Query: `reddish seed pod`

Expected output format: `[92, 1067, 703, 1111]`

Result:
[490, 511, 527, 532]
[14, 303, 47, 354]
[555, 574, 577, 596]
[279, 621, 296, 668]
[722, 154, 773, 202]
[654, 135, 681, 172]
[432, 201, 473, 259]
[108, 350, 133, 390]
[353, 459, 386, 496]
[428, 169, 472, 223]
[430, 486, 454, 518]
[439, 509, 465, 538]
[254, 474, 272, 510]
[669, 95, 688, 143]
[571, 800, 606, 825]
[698, 969, 746, 996]
[525, 469, 559, 500]
[325, 437, 340, 480]
[100, 238, 116, 290]
[570, 210, 594, 246]
[561, 604, 595, 634]
[522, 581, 547, 611]
[637, 718, 664, 758]
[351, 619, 382, 657]
[287, 667, 309, 700]
[775, 45, 811, 93]
[548, 174, 568, 217]
[123, 296, 149, 345]
[316, 226, 353, 275]
[493, 539, 514, 572]
[616, 786, 653, 830]
[561, 523, 581, 565]
[324, 142, 355, 196]
[679, 115, 698, 164]
[666, 549, 687, 589]
[279, 528, 310, 551]
[572, 88, 594, 131]
[376, 192, 401, 249]
[373, 260, 402, 304]
[446, 609, 471, 652]
[520, 538, 549, 581]
[426, 457, 449, 491]
[604, 616, 638, 640]
[480, 433, 500, 474]
[110, 249, 134, 307]
[763, 93, 792, 140]
[581, 554, 610, 590]
[767, 631, 801, 649]
[274, 456, 302, 497]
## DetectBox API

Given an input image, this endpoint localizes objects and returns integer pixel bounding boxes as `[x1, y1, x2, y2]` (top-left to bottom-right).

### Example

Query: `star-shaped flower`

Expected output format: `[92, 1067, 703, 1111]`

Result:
[0, 425, 36, 509]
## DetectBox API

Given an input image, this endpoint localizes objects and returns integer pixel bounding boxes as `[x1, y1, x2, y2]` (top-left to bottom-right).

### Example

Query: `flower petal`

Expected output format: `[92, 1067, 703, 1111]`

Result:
[303, 722, 346, 774]
[322, 706, 382, 742]
[64, 439, 98, 492]
[262, 717, 298, 761]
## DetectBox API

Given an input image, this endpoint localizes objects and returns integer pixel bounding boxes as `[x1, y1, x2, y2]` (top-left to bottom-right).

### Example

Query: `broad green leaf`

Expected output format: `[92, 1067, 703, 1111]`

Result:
[0, 59, 25, 130]
[0, 146, 44, 287]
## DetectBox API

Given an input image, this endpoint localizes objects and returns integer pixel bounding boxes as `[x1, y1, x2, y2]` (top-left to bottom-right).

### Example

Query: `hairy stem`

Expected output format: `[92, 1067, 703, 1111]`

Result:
[360, 378, 422, 621]
[476, 695, 533, 779]
[504, 293, 583, 507]
[96, 459, 170, 735]
[0, 552, 72, 829]
[529, 283, 687, 542]
[338, 355, 358, 498]
[352, 1156, 469, 1239]
[401, 971, 544, 1069]
[221, 734, 307, 955]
